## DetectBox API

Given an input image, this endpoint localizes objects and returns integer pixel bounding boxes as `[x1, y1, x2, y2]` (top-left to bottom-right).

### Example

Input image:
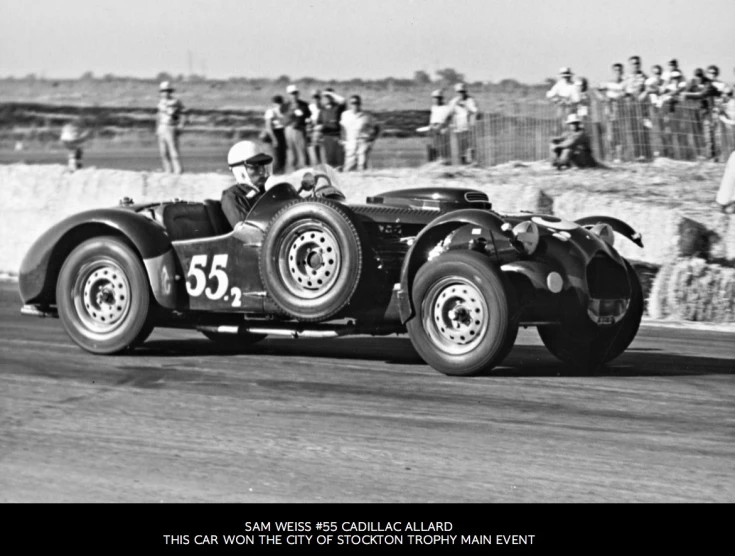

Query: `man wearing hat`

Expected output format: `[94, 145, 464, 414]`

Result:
[425, 89, 452, 162]
[282, 84, 312, 171]
[221, 140, 276, 232]
[156, 81, 186, 174]
[447, 82, 479, 164]
[549, 113, 597, 170]
[546, 67, 582, 124]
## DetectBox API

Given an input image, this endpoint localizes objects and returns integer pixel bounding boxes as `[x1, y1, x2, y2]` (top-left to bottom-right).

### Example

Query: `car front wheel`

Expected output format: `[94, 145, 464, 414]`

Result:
[56, 236, 153, 354]
[407, 250, 518, 376]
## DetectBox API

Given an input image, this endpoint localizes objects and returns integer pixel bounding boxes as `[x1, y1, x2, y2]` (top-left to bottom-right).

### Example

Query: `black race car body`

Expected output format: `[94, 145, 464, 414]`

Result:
[19, 167, 644, 375]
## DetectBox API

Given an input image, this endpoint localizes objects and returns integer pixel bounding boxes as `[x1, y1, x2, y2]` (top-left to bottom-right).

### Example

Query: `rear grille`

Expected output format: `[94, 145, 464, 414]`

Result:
[465, 192, 489, 203]
[586, 253, 630, 299]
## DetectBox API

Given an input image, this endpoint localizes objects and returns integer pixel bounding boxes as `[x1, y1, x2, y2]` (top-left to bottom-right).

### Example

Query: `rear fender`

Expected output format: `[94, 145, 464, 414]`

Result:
[575, 216, 643, 248]
[19, 209, 178, 309]
[397, 209, 513, 323]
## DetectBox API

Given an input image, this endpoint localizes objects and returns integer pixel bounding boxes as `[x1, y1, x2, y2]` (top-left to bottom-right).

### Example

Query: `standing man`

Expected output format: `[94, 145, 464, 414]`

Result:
[156, 81, 185, 174]
[546, 67, 581, 123]
[340, 95, 380, 172]
[308, 89, 323, 165]
[282, 84, 311, 171]
[316, 91, 345, 168]
[425, 89, 451, 162]
[623, 56, 651, 161]
[642, 65, 668, 157]
[596, 63, 626, 162]
[264, 95, 287, 174]
[448, 82, 479, 164]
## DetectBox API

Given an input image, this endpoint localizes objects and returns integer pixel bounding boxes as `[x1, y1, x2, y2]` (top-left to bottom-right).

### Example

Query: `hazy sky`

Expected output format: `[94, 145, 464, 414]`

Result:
[1, 0, 733, 84]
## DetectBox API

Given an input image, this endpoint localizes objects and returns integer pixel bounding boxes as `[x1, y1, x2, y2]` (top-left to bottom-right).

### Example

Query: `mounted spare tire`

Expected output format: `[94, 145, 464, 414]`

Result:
[259, 198, 364, 321]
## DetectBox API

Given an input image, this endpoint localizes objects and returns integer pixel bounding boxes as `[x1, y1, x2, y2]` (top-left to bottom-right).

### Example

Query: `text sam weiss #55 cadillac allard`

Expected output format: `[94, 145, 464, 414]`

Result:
[18, 165, 643, 376]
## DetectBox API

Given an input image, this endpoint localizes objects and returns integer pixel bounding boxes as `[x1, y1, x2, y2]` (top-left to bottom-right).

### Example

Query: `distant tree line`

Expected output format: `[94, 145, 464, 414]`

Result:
[6, 68, 551, 94]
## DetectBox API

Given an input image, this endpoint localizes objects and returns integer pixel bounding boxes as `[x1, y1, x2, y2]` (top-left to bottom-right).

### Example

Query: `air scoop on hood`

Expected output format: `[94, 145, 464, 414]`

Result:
[366, 187, 492, 211]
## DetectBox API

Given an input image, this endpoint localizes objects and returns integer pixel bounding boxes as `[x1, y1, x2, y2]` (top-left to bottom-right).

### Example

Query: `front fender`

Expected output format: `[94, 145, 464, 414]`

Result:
[575, 216, 643, 248]
[19, 208, 176, 308]
[397, 209, 512, 323]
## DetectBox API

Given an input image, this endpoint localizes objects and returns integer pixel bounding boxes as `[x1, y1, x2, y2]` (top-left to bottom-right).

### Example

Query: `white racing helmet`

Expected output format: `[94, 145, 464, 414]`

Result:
[227, 140, 273, 191]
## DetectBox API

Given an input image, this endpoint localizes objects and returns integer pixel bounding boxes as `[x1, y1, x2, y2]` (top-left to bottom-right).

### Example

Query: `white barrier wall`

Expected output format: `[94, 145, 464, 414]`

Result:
[2, 163, 734, 322]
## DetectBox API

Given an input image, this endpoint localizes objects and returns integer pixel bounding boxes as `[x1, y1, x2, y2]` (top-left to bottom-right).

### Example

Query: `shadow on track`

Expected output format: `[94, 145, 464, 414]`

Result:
[137, 337, 735, 378]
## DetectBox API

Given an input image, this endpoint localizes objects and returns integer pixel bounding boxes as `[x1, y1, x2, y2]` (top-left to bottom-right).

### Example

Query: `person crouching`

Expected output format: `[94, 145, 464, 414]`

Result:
[549, 113, 598, 170]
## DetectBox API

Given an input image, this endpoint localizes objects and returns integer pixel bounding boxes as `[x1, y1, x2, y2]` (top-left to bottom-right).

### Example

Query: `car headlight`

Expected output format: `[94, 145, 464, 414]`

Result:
[589, 223, 615, 247]
[511, 221, 540, 255]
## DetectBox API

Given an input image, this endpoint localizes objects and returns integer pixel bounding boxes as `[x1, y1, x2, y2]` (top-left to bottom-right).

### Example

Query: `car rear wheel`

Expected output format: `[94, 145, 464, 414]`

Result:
[259, 198, 364, 321]
[56, 236, 153, 354]
[407, 251, 518, 376]
[538, 260, 643, 373]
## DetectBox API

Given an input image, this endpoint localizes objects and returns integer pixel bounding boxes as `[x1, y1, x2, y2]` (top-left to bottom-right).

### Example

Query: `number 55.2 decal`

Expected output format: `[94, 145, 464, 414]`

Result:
[186, 254, 242, 307]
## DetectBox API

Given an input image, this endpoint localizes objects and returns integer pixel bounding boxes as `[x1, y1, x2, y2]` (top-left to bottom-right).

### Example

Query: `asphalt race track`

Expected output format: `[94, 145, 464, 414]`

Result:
[1, 281, 733, 503]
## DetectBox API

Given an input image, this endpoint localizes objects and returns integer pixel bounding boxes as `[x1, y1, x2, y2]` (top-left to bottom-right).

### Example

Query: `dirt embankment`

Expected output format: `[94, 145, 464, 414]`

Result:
[2, 161, 733, 321]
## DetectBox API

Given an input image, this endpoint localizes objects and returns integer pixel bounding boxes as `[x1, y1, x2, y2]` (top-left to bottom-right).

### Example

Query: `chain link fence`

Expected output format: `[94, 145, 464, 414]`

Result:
[428, 98, 735, 166]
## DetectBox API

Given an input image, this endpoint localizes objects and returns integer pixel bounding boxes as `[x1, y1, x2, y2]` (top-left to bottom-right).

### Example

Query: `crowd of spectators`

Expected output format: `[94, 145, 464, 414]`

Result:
[259, 84, 381, 174]
[546, 57, 735, 164]
[56, 60, 735, 174]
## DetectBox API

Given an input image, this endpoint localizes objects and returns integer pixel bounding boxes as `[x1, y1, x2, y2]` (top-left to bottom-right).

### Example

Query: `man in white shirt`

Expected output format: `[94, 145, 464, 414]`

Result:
[340, 95, 380, 171]
[596, 63, 627, 161]
[448, 82, 479, 164]
[425, 89, 451, 162]
[546, 67, 581, 122]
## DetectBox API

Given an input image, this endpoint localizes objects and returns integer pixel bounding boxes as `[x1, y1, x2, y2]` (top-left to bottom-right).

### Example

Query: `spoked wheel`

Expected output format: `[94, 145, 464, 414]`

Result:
[407, 250, 518, 376]
[56, 236, 154, 354]
[538, 260, 644, 373]
[279, 222, 343, 301]
[260, 198, 364, 321]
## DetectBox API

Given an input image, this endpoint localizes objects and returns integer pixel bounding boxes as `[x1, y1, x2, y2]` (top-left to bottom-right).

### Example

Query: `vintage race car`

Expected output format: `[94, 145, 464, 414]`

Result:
[18, 166, 644, 376]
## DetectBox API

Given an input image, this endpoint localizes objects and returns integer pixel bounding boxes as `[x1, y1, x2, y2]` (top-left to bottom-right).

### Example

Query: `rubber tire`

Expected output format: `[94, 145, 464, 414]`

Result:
[56, 236, 152, 354]
[200, 330, 266, 349]
[537, 260, 644, 373]
[259, 198, 364, 321]
[406, 250, 517, 376]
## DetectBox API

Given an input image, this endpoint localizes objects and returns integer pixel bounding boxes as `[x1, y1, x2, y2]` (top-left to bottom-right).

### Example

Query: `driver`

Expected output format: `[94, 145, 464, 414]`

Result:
[221, 140, 276, 231]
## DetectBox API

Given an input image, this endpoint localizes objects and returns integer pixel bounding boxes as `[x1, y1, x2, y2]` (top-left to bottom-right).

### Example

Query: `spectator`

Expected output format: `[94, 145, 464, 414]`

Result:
[60, 117, 91, 171]
[546, 67, 581, 123]
[660, 70, 694, 159]
[340, 94, 380, 172]
[263, 95, 287, 174]
[576, 77, 591, 120]
[717, 89, 735, 168]
[156, 81, 186, 174]
[683, 68, 720, 160]
[282, 84, 311, 171]
[623, 56, 651, 161]
[642, 65, 669, 157]
[425, 89, 452, 162]
[663, 58, 686, 84]
[448, 82, 479, 164]
[316, 91, 345, 168]
[549, 113, 598, 170]
[596, 63, 626, 162]
[308, 89, 323, 165]
[716, 150, 735, 214]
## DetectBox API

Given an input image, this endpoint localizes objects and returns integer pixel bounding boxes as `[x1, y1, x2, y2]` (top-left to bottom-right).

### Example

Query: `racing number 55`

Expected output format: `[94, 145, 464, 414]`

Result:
[186, 254, 229, 300]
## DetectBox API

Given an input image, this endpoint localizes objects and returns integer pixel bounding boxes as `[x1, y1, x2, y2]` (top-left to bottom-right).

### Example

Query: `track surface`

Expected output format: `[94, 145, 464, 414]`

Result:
[1, 281, 733, 503]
